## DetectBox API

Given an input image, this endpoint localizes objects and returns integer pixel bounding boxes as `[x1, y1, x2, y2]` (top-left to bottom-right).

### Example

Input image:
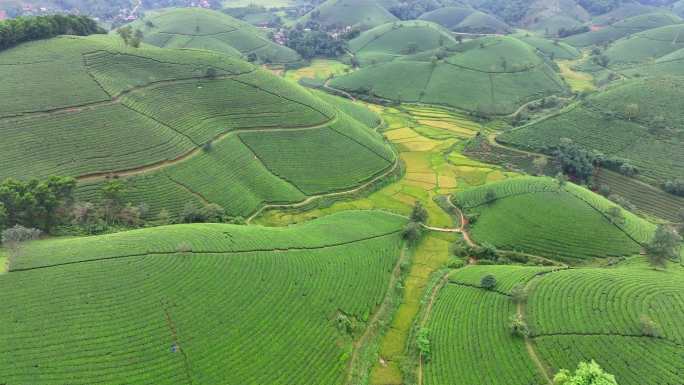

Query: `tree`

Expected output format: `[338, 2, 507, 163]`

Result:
[639, 314, 660, 337]
[646, 225, 682, 269]
[556, 172, 568, 191]
[624, 103, 640, 120]
[247, 53, 258, 62]
[130, 29, 144, 48]
[416, 327, 431, 361]
[205, 67, 217, 79]
[509, 314, 530, 338]
[553, 360, 618, 385]
[510, 283, 528, 304]
[101, 180, 126, 224]
[485, 189, 497, 204]
[1, 225, 41, 246]
[606, 206, 625, 226]
[117, 26, 133, 46]
[157, 208, 172, 225]
[533, 157, 548, 176]
[480, 274, 497, 290]
[402, 221, 423, 245]
[410, 201, 428, 224]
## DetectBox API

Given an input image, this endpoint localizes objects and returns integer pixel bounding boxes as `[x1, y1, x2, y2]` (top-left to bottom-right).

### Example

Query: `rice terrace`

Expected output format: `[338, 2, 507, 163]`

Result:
[0, 1, 682, 385]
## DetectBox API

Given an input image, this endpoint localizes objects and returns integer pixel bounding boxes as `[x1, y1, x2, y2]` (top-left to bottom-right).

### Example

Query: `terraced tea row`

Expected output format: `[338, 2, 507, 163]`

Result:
[424, 266, 552, 385]
[0, 212, 405, 384]
[453, 178, 654, 260]
[527, 262, 684, 385]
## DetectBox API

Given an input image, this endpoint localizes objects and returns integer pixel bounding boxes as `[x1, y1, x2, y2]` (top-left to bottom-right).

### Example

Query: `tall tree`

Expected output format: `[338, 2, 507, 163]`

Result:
[646, 225, 682, 269]
[553, 360, 618, 385]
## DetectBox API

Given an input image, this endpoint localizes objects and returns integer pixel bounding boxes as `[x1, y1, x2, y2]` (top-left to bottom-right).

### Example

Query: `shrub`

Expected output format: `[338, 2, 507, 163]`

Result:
[639, 315, 660, 338]
[402, 221, 423, 245]
[509, 314, 530, 338]
[417, 328, 431, 361]
[646, 225, 682, 269]
[1, 225, 41, 245]
[410, 201, 428, 224]
[480, 274, 497, 290]
[176, 242, 192, 253]
[553, 360, 618, 385]
[510, 284, 528, 304]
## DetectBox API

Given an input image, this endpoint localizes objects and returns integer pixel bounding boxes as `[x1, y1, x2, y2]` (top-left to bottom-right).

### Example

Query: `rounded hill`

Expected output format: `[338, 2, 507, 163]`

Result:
[0, 35, 395, 218]
[298, 0, 398, 31]
[126, 7, 301, 64]
[348, 20, 457, 66]
[330, 35, 568, 115]
[564, 12, 682, 47]
[419, 6, 511, 34]
[605, 23, 684, 65]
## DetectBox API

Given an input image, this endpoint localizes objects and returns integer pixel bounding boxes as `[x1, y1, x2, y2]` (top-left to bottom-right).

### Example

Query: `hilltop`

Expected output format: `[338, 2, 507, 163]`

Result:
[298, 0, 398, 31]
[0, 34, 395, 219]
[418, 6, 511, 34]
[330, 35, 568, 115]
[563, 11, 682, 47]
[124, 8, 301, 64]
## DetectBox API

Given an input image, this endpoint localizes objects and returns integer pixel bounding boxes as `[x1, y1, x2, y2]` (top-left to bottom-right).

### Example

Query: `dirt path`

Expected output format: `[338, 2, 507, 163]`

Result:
[324, 79, 357, 101]
[346, 247, 409, 385]
[417, 272, 450, 385]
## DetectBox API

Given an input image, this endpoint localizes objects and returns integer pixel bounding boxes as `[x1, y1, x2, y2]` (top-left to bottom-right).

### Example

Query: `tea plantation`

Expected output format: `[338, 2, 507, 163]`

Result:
[0, 34, 395, 217]
[126, 8, 302, 64]
[0, 211, 405, 384]
[453, 177, 655, 261]
[330, 36, 568, 114]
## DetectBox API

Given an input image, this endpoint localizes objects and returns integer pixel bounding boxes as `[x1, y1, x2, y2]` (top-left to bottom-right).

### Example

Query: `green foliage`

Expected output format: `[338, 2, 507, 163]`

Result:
[417, 327, 432, 361]
[0, 14, 103, 52]
[646, 224, 682, 268]
[410, 201, 429, 224]
[553, 360, 618, 385]
[0, 211, 404, 383]
[509, 314, 530, 338]
[480, 274, 497, 290]
[300, 0, 398, 31]
[0, 176, 76, 233]
[283, 21, 348, 59]
[420, 6, 510, 34]
[402, 221, 424, 244]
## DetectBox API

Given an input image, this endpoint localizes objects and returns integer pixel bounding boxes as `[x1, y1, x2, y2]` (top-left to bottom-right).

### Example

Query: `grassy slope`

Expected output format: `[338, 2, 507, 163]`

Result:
[500, 77, 684, 185]
[453, 177, 654, 261]
[418, 6, 510, 34]
[331, 36, 567, 115]
[298, 0, 398, 30]
[605, 23, 684, 65]
[127, 7, 301, 64]
[0, 211, 404, 384]
[528, 259, 684, 385]
[0, 35, 394, 218]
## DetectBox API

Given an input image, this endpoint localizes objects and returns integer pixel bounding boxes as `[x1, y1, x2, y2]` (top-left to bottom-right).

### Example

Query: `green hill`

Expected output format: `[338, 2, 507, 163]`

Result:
[605, 23, 684, 66]
[126, 8, 301, 64]
[452, 177, 655, 261]
[0, 35, 395, 218]
[517, 34, 581, 60]
[500, 77, 684, 186]
[564, 12, 682, 47]
[299, 0, 398, 31]
[418, 6, 511, 34]
[348, 20, 457, 66]
[330, 35, 568, 115]
[523, 0, 590, 35]
[0, 211, 406, 384]
[425, 261, 684, 385]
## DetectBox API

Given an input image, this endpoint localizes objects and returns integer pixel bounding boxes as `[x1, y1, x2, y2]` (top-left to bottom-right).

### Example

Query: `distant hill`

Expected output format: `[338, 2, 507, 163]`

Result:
[124, 8, 301, 64]
[330, 35, 568, 115]
[605, 23, 684, 65]
[517, 34, 581, 60]
[564, 11, 682, 47]
[523, 0, 591, 34]
[419, 6, 511, 34]
[349, 20, 457, 66]
[298, 0, 398, 30]
[0, 35, 395, 218]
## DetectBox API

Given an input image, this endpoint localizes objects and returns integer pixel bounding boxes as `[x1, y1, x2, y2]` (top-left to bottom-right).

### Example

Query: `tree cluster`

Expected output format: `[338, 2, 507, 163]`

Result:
[663, 179, 684, 197]
[0, 15, 104, 51]
[553, 360, 618, 385]
[402, 201, 429, 245]
[116, 26, 144, 48]
[551, 140, 596, 183]
[280, 21, 348, 59]
[388, 0, 446, 20]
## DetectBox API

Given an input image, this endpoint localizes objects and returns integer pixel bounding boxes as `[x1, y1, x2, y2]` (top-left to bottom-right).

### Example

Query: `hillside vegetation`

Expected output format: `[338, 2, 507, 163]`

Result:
[331, 35, 568, 115]
[605, 23, 684, 65]
[125, 8, 301, 64]
[0, 35, 395, 218]
[418, 6, 511, 34]
[564, 12, 682, 47]
[500, 77, 684, 185]
[0, 211, 405, 384]
[425, 260, 684, 385]
[453, 177, 655, 261]
[299, 0, 398, 30]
